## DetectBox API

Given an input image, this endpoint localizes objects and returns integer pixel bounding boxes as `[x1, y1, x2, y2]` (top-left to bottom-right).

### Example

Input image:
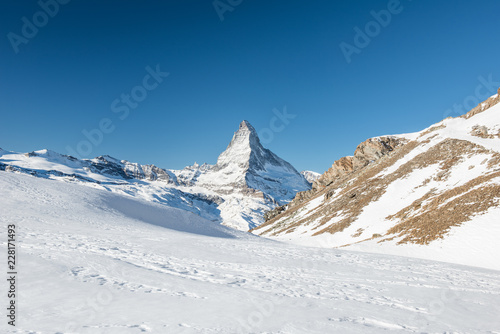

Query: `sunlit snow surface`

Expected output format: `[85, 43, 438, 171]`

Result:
[1, 172, 499, 333]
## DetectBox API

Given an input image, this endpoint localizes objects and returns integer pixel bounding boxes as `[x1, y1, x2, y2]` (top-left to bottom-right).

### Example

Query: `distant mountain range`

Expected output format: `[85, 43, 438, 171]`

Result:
[300, 170, 321, 183]
[0, 120, 311, 230]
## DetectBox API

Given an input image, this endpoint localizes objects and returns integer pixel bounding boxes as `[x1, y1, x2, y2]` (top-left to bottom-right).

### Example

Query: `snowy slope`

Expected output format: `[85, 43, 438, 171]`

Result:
[253, 91, 500, 270]
[0, 149, 223, 222]
[0, 121, 310, 231]
[1, 171, 499, 333]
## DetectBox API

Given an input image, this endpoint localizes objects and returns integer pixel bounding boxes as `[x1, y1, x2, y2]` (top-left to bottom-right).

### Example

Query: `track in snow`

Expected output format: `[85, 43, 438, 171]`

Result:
[1, 172, 499, 333]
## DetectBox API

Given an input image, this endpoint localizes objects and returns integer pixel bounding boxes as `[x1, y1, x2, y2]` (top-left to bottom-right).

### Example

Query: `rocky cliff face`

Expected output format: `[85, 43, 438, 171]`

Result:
[279, 136, 406, 212]
[92, 155, 178, 184]
[462, 87, 500, 119]
[315, 136, 405, 189]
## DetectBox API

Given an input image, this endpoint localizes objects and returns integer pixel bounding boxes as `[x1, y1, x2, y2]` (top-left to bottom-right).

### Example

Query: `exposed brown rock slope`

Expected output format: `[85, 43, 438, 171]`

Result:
[253, 88, 500, 250]
[462, 87, 500, 119]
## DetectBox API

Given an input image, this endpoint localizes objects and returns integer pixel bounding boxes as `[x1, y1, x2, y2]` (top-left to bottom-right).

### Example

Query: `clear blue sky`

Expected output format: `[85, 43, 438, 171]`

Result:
[1, 0, 499, 173]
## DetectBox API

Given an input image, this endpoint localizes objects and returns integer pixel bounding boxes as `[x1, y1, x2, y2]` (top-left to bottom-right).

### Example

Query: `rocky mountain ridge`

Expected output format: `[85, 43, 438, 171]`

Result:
[253, 88, 500, 267]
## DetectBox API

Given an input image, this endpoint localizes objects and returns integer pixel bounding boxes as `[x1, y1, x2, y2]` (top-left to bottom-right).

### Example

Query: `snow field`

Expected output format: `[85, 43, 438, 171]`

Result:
[1, 172, 499, 333]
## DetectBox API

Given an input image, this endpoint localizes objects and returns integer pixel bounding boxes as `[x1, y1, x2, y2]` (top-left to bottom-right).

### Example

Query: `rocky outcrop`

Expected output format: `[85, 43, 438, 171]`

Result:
[263, 205, 287, 222]
[262, 136, 406, 222]
[469, 125, 500, 139]
[314, 156, 355, 188]
[315, 136, 405, 189]
[462, 88, 500, 119]
[91, 155, 178, 184]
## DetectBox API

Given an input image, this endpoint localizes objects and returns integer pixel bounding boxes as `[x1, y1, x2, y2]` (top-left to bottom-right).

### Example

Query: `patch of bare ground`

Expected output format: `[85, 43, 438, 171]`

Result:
[383, 147, 500, 245]
[470, 125, 500, 139]
[386, 175, 500, 245]
[339, 233, 384, 248]
[351, 228, 364, 237]
[419, 124, 446, 137]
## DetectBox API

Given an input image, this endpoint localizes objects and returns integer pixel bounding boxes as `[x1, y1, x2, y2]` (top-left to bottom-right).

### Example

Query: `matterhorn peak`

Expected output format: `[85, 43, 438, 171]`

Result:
[235, 120, 260, 146]
[238, 120, 256, 132]
[215, 120, 263, 168]
[214, 120, 308, 174]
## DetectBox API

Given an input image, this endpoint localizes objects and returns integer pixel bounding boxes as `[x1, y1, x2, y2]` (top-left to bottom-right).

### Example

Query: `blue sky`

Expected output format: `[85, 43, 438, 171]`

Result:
[1, 0, 499, 173]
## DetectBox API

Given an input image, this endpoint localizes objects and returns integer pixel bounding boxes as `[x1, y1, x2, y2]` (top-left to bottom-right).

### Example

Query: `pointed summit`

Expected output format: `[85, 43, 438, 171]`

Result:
[238, 120, 256, 133]
[215, 120, 308, 174]
[215, 120, 262, 168]
[235, 120, 259, 143]
[216, 120, 303, 174]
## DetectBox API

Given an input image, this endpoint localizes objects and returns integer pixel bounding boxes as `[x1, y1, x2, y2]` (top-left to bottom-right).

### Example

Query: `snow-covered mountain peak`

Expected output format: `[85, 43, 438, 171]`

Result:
[184, 162, 211, 171]
[215, 120, 301, 174]
[239, 119, 256, 132]
[192, 120, 311, 229]
[301, 170, 321, 184]
[28, 149, 65, 158]
[215, 120, 262, 169]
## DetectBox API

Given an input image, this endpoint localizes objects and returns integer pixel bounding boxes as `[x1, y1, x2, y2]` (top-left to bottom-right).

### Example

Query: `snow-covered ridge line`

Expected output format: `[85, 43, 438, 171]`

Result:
[0, 121, 311, 230]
